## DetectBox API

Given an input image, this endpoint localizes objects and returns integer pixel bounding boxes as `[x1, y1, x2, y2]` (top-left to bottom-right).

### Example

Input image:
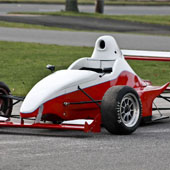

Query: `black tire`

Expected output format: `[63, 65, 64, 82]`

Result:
[0, 82, 13, 117]
[101, 86, 142, 135]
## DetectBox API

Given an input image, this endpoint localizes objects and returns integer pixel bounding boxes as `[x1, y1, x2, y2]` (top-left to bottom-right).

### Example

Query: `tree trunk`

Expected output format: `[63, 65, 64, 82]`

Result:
[95, 0, 104, 14]
[65, 0, 79, 12]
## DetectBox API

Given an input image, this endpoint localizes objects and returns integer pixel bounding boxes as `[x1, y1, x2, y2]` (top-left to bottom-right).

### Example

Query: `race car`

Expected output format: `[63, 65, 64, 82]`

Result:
[0, 35, 170, 135]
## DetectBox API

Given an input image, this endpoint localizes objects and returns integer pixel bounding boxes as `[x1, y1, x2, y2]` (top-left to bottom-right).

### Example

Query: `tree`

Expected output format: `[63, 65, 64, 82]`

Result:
[65, 0, 79, 12]
[95, 0, 104, 14]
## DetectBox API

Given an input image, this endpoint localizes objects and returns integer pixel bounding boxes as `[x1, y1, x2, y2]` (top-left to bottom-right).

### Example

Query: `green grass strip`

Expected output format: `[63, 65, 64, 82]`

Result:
[0, 21, 76, 31]
[0, 41, 170, 96]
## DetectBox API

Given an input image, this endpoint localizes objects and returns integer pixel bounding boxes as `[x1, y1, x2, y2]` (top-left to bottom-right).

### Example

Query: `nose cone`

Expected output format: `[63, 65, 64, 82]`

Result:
[20, 70, 98, 114]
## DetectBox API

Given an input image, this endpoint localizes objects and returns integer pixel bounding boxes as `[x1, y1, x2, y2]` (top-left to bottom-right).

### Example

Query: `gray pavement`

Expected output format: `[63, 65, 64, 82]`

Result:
[1, 4, 170, 35]
[1, 14, 170, 35]
[1, 27, 170, 51]
[1, 96, 170, 170]
[1, 122, 170, 170]
[1, 3, 170, 15]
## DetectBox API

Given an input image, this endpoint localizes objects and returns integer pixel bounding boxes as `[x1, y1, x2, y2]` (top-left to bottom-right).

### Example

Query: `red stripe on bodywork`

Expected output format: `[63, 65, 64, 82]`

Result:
[125, 55, 170, 61]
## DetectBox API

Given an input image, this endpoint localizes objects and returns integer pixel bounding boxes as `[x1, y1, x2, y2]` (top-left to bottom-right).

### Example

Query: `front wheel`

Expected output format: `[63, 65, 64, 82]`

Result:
[101, 86, 142, 135]
[0, 82, 13, 117]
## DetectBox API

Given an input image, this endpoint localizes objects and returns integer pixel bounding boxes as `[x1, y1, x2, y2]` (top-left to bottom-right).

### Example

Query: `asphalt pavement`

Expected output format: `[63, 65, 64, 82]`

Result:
[1, 14, 170, 35]
[1, 97, 170, 170]
[1, 121, 170, 170]
[1, 3, 170, 35]
[1, 3, 170, 15]
[1, 27, 170, 51]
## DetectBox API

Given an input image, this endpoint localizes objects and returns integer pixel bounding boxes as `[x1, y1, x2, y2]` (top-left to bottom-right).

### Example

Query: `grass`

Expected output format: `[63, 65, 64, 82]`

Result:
[108, 15, 170, 26]
[0, 41, 170, 96]
[128, 60, 170, 86]
[1, 0, 170, 5]
[0, 41, 93, 96]
[0, 21, 76, 31]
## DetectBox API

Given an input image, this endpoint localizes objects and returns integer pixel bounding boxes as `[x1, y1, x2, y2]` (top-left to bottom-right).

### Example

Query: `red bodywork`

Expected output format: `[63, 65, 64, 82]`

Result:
[1, 70, 167, 133]
[20, 71, 169, 120]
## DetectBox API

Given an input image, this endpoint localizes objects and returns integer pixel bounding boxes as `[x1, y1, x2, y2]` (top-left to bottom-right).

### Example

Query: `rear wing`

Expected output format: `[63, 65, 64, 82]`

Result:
[122, 49, 170, 91]
[122, 50, 170, 61]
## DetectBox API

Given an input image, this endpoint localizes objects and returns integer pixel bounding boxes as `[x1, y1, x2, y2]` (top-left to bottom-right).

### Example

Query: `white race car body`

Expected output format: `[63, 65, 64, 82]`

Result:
[19, 36, 169, 130]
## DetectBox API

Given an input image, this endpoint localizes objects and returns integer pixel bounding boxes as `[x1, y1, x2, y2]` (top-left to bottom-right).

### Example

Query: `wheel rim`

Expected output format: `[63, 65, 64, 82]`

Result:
[120, 93, 140, 128]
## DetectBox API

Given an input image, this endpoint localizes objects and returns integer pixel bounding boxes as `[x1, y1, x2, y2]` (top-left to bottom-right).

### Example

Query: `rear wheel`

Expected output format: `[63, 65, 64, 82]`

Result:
[0, 82, 13, 117]
[101, 86, 142, 135]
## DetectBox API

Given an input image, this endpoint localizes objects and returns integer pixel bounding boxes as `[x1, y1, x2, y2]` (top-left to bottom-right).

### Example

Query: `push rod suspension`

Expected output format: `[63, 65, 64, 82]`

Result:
[0, 94, 25, 101]
[64, 100, 101, 106]
[157, 95, 170, 103]
[78, 86, 101, 108]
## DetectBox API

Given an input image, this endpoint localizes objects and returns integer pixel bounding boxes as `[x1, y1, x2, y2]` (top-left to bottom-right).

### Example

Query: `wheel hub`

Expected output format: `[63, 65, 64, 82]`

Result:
[120, 93, 140, 128]
[125, 106, 130, 113]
